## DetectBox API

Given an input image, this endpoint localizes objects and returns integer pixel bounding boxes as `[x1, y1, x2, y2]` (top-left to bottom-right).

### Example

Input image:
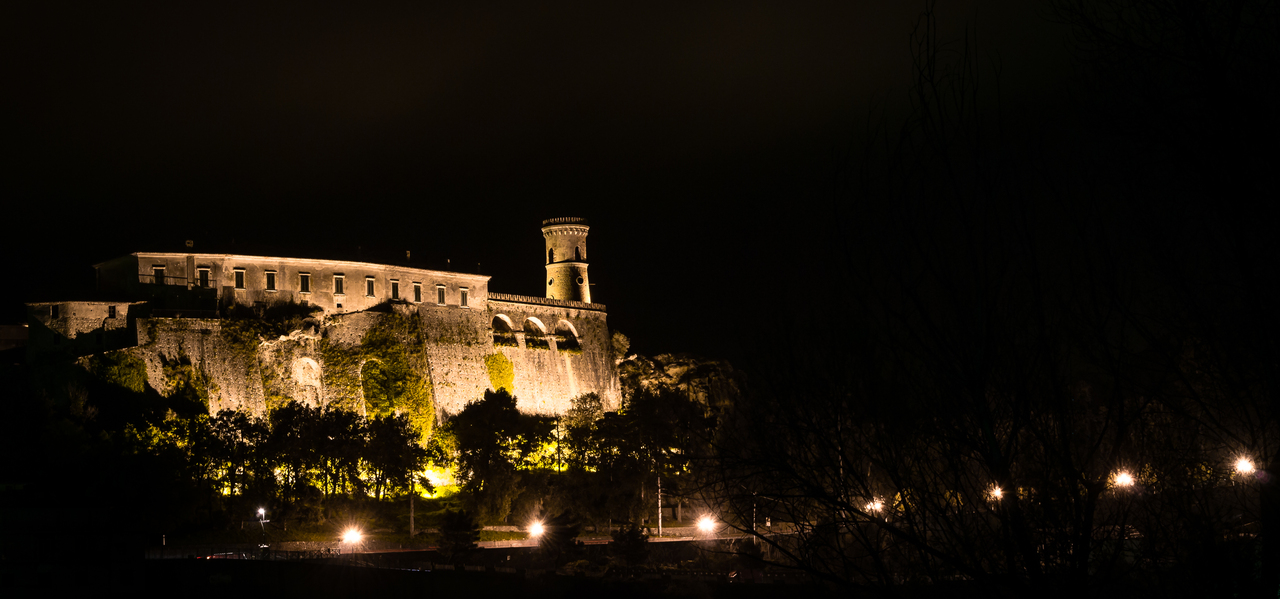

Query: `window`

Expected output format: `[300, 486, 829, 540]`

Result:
[299, 273, 311, 293]
[50, 305, 59, 319]
[437, 285, 446, 305]
[548, 248, 555, 263]
[366, 276, 375, 297]
[460, 287, 469, 308]
[197, 268, 210, 288]
[265, 271, 277, 291]
[334, 274, 345, 295]
[391, 279, 400, 300]
[108, 305, 116, 318]
[234, 269, 245, 290]
[153, 266, 165, 285]
[413, 282, 422, 303]
[575, 246, 582, 261]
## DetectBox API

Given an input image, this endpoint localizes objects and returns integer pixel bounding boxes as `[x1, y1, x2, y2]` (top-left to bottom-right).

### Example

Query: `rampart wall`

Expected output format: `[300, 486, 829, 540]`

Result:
[118, 297, 618, 422]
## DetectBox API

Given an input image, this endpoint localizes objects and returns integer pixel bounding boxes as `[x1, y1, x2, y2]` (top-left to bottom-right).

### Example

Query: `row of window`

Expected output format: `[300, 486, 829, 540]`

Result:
[152, 266, 468, 307]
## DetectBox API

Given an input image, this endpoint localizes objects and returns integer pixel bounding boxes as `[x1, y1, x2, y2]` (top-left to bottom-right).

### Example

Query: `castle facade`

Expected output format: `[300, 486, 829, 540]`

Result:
[27, 218, 619, 420]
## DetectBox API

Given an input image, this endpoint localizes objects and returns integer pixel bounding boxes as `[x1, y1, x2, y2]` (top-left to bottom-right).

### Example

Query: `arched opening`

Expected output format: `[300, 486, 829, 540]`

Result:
[524, 317, 549, 350]
[492, 314, 518, 347]
[574, 245, 582, 261]
[548, 248, 555, 264]
[555, 320, 581, 353]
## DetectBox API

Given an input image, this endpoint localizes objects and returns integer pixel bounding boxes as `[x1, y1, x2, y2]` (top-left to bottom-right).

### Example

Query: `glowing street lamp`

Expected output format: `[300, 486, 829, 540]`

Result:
[696, 516, 716, 535]
[1235, 457, 1255, 475]
[990, 486, 1004, 500]
[864, 499, 884, 513]
[343, 528, 363, 544]
[529, 521, 545, 538]
[1113, 471, 1135, 488]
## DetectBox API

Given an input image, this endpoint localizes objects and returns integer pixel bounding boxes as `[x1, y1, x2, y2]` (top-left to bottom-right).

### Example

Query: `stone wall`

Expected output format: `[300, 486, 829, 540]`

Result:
[118, 297, 619, 422]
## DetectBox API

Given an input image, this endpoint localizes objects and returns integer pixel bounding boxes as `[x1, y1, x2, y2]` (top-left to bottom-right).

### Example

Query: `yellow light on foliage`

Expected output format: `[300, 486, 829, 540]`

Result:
[696, 516, 716, 534]
[530, 521, 545, 537]
[342, 528, 363, 544]
[1235, 458, 1255, 475]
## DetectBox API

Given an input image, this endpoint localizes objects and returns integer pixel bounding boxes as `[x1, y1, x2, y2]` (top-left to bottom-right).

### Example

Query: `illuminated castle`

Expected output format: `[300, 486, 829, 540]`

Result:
[26, 218, 619, 419]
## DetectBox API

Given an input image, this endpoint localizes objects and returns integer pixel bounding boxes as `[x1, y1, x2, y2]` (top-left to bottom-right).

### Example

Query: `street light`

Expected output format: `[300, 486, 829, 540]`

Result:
[1113, 471, 1135, 488]
[696, 516, 716, 535]
[343, 528, 363, 544]
[1235, 457, 1255, 475]
[529, 521, 545, 538]
[990, 486, 1004, 500]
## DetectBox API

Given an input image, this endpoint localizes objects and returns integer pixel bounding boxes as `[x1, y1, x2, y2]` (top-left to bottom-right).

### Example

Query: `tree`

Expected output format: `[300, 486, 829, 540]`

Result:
[609, 523, 650, 566]
[693, 2, 1278, 596]
[436, 508, 481, 564]
[449, 389, 553, 522]
[366, 413, 428, 499]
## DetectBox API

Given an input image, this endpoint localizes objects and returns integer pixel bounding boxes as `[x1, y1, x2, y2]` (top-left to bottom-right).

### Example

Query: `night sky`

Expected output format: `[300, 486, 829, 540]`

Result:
[3, 1, 1070, 362]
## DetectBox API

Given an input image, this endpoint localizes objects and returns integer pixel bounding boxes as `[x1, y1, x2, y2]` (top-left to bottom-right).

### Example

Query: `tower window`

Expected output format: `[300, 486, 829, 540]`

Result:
[413, 282, 422, 303]
[437, 285, 446, 305]
[234, 269, 245, 289]
[575, 246, 582, 261]
[366, 277, 375, 297]
[460, 288, 469, 308]
[391, 279, 400, 300]
[299, 273, 311, 293]
[50, 305, 59, 319]
[108, 305, 116, 318]
[265, 271, 277, 291]
[197, 268, 210, 288]
[548, 248, 555, 263]
[334, 274, 344, 295]
[153, 266, 165, 285]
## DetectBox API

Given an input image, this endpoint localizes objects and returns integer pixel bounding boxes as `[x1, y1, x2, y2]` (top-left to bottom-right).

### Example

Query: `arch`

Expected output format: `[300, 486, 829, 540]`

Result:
[524, 317, 550, 350]
[574, 245, 582, 261]
[548, 248, 555, 264]
[523, 317, 548, 335]
[492, 314, 518, 347]
[555, 320, 581, 352]
[492, 314, 515, 332]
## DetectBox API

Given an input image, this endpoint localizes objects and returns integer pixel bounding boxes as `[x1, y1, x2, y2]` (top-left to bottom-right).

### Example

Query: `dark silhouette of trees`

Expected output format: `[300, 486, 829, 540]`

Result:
[435, 508, 481, 564]
[447, 389, 555, 522]
[609, 523, 651, 565]
[694, 1, 1279, 596]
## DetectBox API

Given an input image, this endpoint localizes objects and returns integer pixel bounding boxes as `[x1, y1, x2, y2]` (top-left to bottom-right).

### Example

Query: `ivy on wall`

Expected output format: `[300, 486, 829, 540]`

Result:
[485, 352, 514, 394]
[160, 353, 216, 416]
[86, 351, 148, 393]
[320, 312, 435, 443]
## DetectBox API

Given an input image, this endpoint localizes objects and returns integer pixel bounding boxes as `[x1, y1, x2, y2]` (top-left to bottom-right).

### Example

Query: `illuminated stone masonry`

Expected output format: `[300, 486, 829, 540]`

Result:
[26, 218, 620, 421]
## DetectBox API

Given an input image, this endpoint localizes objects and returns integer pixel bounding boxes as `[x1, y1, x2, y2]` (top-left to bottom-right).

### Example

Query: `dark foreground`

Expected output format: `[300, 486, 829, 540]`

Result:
[0, 557, 828, 599]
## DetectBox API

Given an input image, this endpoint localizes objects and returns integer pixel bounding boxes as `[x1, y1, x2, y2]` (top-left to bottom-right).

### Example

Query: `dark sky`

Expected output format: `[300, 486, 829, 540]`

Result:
[2, 1, 1069, 361]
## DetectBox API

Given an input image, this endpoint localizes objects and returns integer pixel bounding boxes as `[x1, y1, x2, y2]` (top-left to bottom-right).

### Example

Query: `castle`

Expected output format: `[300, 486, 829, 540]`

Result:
[26, 217, 620, 422]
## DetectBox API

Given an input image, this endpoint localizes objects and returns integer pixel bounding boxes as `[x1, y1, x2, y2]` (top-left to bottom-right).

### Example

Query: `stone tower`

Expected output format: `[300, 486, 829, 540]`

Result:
[543, 217, 591, 303]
